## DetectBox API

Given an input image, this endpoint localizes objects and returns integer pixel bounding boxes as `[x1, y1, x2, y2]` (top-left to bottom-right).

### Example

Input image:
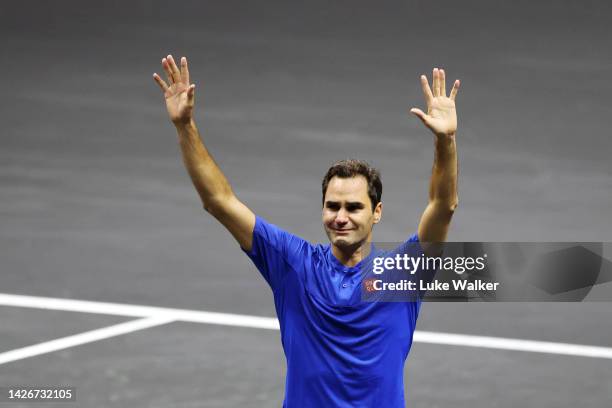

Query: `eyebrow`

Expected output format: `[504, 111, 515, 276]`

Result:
[325, 201, 365, 208]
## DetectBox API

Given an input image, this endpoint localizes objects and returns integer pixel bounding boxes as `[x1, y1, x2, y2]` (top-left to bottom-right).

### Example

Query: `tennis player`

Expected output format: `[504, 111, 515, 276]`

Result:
[153, 54, 459, 407]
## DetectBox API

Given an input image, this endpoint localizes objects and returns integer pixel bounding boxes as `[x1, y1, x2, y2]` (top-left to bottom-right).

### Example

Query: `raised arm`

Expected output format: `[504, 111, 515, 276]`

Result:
[410, 68, 460, 249]
[153, 55, 255, 250]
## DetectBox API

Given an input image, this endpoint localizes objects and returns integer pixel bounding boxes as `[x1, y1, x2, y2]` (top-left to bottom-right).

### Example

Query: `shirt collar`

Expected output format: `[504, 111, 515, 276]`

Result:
[326, 243, 378, 274]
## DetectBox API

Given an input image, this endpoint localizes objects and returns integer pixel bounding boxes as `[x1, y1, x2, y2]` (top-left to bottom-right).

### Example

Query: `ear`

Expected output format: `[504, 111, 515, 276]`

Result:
[373, 202, 383, 224]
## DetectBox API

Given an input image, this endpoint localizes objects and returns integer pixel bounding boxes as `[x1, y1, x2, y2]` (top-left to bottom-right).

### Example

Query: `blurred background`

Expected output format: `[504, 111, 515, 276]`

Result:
[1, 1, 611, 406]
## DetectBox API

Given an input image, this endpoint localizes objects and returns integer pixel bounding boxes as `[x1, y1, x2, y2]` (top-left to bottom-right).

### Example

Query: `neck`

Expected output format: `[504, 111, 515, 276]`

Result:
[331, 240, 372, 267]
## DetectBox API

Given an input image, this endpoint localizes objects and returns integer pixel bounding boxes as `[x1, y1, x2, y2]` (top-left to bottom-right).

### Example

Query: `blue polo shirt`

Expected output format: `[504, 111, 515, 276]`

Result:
[243, 216, 424, 407]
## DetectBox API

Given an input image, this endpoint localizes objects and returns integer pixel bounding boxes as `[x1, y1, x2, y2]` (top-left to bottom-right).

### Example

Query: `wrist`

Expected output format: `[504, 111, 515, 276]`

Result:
[174, 118, 197, 132]
[434, 132, 456, 143]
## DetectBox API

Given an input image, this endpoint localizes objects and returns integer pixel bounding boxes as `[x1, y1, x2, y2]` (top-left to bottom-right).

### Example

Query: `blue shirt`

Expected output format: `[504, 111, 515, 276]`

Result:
[243, 216, 424, 407]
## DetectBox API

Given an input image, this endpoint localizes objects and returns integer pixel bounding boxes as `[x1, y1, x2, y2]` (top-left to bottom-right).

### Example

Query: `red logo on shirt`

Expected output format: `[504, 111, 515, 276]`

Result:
[364, 279, 376, 292]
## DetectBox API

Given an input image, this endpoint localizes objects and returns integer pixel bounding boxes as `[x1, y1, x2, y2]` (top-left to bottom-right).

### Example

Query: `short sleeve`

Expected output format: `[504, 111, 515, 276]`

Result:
[379, 233, 435, 310]
[390, 233, 426, 319]
[242, 216, 311, 292]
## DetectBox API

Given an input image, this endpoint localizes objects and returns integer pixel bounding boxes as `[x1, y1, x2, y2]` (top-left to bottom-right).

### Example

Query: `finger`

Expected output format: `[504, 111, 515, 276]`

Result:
[180, 57, 190, 85]
[432, 67, 439, 97]
[420, 75, 433, 106]
[410, 108, 430, 126]
[440, 68, 447, 97]
[152, 73, 169, 93]
[167, 54, 181, 83]
[449, 79, 460, 100]
[162, 57, 175, 84]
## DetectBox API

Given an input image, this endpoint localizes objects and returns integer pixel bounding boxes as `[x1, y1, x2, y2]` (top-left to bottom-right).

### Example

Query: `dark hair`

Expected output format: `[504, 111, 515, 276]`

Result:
[322, 159, 382, 211]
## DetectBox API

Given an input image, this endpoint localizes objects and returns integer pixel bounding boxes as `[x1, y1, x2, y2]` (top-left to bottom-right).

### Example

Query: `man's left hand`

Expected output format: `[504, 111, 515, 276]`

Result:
[410, 68, 460, 138]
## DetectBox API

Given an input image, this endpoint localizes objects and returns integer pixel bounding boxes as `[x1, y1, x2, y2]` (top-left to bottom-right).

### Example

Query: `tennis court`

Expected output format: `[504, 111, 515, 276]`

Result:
[2, 1, 611, 406]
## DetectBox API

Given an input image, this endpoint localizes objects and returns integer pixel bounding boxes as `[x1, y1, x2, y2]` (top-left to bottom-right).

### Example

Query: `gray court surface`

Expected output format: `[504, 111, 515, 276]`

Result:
[1, 1, 611, 407]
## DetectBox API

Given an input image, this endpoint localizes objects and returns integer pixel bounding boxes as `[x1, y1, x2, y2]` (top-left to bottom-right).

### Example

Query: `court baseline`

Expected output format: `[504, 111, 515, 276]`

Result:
[1, 293, 611, 366]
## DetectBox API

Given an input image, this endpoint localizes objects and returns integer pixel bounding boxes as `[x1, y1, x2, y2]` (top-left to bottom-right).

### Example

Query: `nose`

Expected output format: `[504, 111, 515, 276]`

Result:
[335, 209, 349, 225]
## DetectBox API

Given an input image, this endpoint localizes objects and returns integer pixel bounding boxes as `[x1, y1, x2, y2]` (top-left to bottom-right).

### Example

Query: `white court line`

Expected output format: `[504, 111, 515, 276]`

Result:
[0, 315, 175, 366]
[1, 293, 612, 360]
[413, 331, 612, 359]
[0, 293, 279, 330]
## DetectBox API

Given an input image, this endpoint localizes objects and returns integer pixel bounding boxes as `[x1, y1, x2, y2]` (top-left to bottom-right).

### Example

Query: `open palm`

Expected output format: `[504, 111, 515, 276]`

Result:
[411, 68, 459, 137]
[153, 55, 196, 125]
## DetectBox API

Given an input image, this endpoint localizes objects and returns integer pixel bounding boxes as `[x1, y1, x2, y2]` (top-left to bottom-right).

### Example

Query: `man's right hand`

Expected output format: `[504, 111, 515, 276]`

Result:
[153, 55, 196, 126]
[152, 53, 256, 251]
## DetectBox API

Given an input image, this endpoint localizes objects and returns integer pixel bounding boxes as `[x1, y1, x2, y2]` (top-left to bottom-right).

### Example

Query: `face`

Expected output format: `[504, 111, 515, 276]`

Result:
[322, 176, 382, 249]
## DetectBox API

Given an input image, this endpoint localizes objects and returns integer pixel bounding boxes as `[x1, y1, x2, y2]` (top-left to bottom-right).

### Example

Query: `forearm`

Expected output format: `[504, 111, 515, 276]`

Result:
[428, 134, 458, 210]
[174, 119, 234, 211]
[417, 134, 458, 246]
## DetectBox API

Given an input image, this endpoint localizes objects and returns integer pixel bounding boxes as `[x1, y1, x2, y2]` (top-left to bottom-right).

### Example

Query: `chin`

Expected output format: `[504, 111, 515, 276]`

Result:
[333, 237, 352, 247]
[333, 235, 364, 249]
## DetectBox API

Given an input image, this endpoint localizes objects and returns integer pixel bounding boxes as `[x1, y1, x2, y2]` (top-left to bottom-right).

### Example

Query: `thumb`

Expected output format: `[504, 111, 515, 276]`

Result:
[187, 84, 196, 104]
[410, 108, 429, 125]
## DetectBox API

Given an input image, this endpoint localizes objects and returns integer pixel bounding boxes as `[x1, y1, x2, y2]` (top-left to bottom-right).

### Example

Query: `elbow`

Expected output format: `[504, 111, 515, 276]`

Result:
[431, 197, 458, 216]
[446, 193, 459, 214]
[203, 202, 214, 214]
[203, 193, 234, 217]
[450, 198, 459, 213]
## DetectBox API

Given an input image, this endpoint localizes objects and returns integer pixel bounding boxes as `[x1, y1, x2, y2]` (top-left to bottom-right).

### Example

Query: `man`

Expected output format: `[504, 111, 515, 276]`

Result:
[153, 55, 459, 407]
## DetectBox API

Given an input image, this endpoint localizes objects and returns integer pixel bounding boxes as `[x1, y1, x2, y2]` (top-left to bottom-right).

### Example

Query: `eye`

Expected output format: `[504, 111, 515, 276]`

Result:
[346, 204, 361, 212]
[326, 203, 340, 211]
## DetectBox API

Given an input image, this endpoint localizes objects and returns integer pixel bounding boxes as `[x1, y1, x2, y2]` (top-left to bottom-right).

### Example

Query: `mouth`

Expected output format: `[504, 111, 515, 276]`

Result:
[331, 228, 353, 235]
